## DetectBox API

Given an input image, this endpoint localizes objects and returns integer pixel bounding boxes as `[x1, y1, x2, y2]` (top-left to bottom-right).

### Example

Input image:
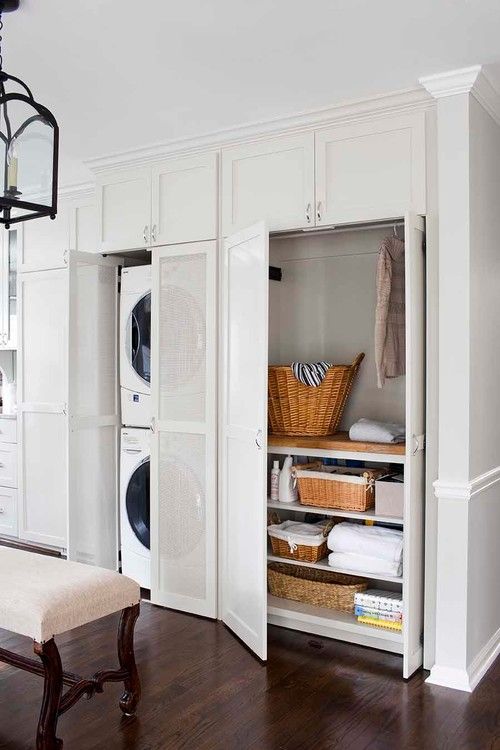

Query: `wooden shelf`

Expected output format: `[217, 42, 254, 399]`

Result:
[267, 553, 403, 584]
[267, 499, 404, 526]
[267, 595, 403, 653]
[268, 432, 405, 464]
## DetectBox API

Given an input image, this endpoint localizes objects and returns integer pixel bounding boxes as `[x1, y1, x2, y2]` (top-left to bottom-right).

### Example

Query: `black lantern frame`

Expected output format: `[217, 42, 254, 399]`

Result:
[0, 0, 59, 228]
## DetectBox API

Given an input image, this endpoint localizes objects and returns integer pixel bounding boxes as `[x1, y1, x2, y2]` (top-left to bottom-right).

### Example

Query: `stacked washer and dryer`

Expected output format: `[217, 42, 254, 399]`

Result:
[119, 265, 152, 589]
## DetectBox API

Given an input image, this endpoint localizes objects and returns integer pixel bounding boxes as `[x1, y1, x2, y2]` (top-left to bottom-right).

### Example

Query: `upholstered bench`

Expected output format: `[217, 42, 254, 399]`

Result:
[0, 547, 141, 750]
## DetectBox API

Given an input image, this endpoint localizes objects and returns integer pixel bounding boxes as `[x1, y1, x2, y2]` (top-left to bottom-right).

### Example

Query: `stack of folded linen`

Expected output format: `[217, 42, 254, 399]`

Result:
[354, 590, 403, 631]
[327, 522, 403, 577]
[349, 418, 405, 444]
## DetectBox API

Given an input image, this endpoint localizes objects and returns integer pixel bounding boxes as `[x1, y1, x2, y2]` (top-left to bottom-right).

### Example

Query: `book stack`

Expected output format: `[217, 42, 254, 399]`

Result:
[354, 589, 403, 631]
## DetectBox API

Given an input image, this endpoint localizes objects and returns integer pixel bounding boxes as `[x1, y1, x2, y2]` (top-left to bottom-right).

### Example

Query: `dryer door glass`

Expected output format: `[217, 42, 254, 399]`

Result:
[126, 458, 150, 550]
[129, 292, 151, 384]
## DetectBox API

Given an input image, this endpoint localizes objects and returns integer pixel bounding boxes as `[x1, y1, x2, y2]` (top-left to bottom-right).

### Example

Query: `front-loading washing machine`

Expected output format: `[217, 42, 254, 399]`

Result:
[120, 265, 151, 428]
[120, 427, 150, 588]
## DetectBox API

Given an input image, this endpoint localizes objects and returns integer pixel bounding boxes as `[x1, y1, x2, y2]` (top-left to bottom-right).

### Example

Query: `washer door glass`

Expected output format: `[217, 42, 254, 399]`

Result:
[126, 458, 150, 550]
[129, 292, 151, 384]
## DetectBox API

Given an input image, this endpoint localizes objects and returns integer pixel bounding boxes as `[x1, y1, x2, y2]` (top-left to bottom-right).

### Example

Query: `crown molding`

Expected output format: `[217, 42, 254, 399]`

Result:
[58, 181, 95, 202]
[419, 65, 500, 125]
[434, 465, 500, 501]
[84, 86, 433, 174]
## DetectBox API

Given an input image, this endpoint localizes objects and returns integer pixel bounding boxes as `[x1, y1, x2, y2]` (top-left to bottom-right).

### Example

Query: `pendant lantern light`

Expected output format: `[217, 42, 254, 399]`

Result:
[0, 0, 58, 228]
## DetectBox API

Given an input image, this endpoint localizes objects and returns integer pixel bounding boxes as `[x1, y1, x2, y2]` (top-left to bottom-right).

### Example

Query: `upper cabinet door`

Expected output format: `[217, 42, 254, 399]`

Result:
[222, 133, 315, 235]
[221, 222, 269, 661]
[97, 167, 152, 252]
[315, 113, 426, 226]
[20, 208, 70, 272]
[70, 201, 99, 253]
[151, 153, 218, 246]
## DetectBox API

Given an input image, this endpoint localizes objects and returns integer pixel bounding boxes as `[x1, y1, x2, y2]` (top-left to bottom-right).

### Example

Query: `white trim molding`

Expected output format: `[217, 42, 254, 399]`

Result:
[434, 465, 500, 501]
[427, 626, 500, 692]
[419, 65, 500, 126]
[84, 86, 433, 174]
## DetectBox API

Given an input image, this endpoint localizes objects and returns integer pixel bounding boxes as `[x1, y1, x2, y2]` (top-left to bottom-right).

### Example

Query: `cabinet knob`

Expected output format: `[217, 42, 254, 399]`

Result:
[306, 203, 312, 224]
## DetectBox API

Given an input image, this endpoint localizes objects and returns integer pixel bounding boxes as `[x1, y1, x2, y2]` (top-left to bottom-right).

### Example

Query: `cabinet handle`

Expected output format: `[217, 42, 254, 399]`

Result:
[306, 203, 312, 224]
[255, 429, 264, 449]
[150, 417, 156, 433]
[151, 224, 157, 243]
[143, 225, 149, 244]
[317, 201, 322, 222]
[0, 507, 4, 514]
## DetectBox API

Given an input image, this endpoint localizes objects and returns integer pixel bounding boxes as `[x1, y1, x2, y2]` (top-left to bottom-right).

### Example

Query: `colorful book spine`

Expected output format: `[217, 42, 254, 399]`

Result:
[357, 616, 402, 631]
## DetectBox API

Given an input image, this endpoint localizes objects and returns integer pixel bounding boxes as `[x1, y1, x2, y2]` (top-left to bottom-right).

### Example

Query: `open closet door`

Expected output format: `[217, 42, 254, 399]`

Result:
[67, 250, 121, 568]
[150, 241, 217, 618]
[403, 212, 426, 678]
[221, 222, 269, 661]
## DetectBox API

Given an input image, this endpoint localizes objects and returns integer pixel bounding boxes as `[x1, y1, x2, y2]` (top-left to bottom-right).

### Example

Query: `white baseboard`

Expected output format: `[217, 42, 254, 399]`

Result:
[426, 626, 500, 692]
[468, 625, 500, 691]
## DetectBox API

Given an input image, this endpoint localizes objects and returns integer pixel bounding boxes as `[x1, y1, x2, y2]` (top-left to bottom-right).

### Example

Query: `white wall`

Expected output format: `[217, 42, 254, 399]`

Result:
[424, 68, 500, 692]
[269, 228, 406, 431]
[466, 97, 500, 668]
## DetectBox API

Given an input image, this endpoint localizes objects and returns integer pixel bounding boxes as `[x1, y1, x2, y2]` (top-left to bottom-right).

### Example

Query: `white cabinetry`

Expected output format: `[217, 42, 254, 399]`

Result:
[0, 228, 19, 350]
[20, 207, 71, 272]
[220, 215, 426, 677]
[221, 134, 315, 235]
[18, 252, 120, 562]
[315, 113, 426, 225]
[150, 240, 217, 617]
[97, 153, 218, 252]
[221, 114, 426, 235]
[0, 416, 18, 538]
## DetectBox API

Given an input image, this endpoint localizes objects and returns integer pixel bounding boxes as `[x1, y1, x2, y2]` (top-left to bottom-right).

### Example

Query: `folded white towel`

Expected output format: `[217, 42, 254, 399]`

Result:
[328, 551, 402, 577]
[349, 418, 405, 444]
[267, 520, 326, 547]
[327, 522, 403, 563]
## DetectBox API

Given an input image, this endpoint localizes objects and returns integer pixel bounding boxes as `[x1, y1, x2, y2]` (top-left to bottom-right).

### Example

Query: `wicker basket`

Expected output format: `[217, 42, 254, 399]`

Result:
[268, 536, 328, 563]
[268, 562, 367, 613]
[268, 353, 365, 436]
[267, 519, 333, 563]
[293, 464, 389, 512]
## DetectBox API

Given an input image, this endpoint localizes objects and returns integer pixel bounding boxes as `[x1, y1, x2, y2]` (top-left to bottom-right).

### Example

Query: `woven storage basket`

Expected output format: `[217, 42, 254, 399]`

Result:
[268, 562, 367, 612]
[268, 519, 333, 563]
[293, 464, 389, 512]
[268, 536, 328, 563]
[268, 353, 365, 436]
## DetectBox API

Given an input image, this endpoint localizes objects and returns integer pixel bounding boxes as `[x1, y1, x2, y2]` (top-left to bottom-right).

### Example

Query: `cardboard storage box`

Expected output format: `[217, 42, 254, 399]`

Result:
[375, 475, 404, 518]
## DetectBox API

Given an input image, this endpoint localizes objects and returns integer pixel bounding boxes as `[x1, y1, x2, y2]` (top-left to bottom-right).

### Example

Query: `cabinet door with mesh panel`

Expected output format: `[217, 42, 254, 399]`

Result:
[150, 241, 217, 617]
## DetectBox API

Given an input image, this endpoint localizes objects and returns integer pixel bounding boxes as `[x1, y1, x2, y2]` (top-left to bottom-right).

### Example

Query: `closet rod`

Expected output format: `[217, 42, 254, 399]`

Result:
[280, 251, 379, 263]
[272, 220, 404, 242]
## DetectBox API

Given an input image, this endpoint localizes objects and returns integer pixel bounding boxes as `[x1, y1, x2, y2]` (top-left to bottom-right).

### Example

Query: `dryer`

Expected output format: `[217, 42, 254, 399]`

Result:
[120, 265, 151, 428]
[120, 427, 150, 588]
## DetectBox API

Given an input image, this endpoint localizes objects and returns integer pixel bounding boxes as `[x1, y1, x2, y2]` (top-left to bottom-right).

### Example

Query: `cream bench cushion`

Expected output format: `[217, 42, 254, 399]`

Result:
[0, 547, 141, 643]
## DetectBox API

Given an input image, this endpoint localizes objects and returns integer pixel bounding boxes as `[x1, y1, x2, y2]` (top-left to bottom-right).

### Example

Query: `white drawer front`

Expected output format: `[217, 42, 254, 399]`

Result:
[0, 443, 17, 488]
[0, 418, 17, 444]
[0, 487, 17, 537]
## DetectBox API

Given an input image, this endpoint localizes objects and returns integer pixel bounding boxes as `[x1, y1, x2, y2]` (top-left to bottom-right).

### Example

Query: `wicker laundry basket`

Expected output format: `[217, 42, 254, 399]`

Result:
[292, 464, 390, 512]
[267, 519, 333, 563]
[268, 353, 365, 436]
[267, 562, 367, 613]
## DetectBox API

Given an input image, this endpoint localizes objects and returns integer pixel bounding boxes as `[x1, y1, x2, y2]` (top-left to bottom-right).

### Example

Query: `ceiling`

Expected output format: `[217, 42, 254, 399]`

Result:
[4, 0, 500, 185]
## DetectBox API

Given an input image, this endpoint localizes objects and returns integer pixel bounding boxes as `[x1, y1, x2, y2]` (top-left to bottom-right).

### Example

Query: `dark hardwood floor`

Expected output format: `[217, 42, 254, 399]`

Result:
[0, 602, 498, 750]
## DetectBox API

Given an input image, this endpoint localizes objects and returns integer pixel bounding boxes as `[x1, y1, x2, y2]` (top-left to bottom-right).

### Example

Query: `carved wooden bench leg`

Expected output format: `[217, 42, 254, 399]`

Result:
[117, 603, 141, 716]
[34, 639, 64, 750]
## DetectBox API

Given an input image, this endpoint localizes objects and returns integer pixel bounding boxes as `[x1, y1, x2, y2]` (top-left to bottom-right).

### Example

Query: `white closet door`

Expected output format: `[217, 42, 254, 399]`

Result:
[151, 153, 218, 246]
[403, 212, 426, 678]
[67, 251, 121, 568]
[150, 241, 217, 617]
[20, 208, 70, 272]
[221, 134, 315, 235]
[221, 222, 269, 660]
[18, 268, 68, 548]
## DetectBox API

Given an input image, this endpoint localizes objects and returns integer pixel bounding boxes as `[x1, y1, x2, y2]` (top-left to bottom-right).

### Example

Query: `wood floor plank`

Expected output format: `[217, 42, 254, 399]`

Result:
[0, 602, 498, 750]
